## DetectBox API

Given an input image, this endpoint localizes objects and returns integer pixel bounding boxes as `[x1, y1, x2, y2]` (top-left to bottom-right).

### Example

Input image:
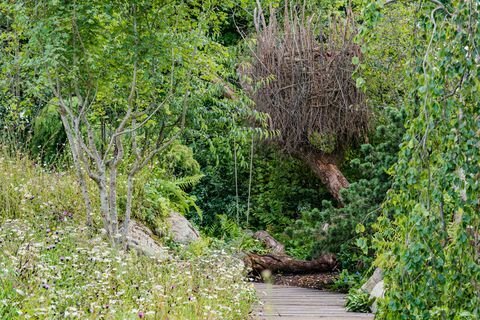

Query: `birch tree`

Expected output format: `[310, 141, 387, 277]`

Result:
[17, 0, 229, 243]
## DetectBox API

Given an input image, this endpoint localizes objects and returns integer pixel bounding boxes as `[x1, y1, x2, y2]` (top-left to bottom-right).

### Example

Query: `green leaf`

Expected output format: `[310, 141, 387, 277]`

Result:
[356, 77, 365, 88]
[355, 223, 365, 234]
[355, 238, 368, 255]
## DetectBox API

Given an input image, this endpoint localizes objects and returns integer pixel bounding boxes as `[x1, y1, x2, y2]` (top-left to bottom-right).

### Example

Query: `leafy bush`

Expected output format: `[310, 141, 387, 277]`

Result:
[284, 107, 405, 268]
[29, 104, 67, 165]
[330, 269, 363, 293]
[205, 214, 268, 254]
[345, 289, 373, 313]
[362, 1, 480, 318]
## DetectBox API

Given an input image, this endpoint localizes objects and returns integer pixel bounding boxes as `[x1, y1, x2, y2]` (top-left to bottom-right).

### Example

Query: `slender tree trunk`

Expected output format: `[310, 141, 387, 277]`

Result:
[58, 112, 93, 226]
[98, 176, 112, 241]
[122, 174, 134, 241]
[304, 154, 349, 203]
[109, 166, 118, 237]
[109, 138, 123, 240]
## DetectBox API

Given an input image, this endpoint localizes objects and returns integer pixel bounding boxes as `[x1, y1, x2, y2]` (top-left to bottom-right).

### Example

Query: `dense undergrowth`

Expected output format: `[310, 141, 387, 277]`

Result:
[0, 155, 256, 319]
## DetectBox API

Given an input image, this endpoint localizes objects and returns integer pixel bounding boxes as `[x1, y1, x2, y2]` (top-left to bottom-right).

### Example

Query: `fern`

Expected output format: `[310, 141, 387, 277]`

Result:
[172, 174, 204, 190]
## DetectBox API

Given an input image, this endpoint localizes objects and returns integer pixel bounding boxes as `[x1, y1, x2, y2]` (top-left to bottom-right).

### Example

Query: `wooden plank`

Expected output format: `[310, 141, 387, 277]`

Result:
[256, 316, 374, 320]
[258, 302, 346, 306]
[253, 283, 374, 320]
[256, 312, 374, 317]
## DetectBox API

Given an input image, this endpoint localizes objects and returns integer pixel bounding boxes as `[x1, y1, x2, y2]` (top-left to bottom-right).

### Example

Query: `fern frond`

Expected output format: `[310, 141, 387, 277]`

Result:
[172, 174, 204, 190]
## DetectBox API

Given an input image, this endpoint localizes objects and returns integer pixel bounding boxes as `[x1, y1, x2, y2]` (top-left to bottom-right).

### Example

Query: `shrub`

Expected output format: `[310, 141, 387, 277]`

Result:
[284, 107, 405, 268]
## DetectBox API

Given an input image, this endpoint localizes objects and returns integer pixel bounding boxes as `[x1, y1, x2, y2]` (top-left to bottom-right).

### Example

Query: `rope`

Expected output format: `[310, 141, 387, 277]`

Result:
[246, 134, 254, 227]
[233, 138, 240, 224]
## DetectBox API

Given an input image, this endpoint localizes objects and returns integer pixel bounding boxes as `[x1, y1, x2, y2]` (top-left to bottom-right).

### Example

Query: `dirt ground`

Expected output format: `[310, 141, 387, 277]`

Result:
[255, 273, 339, 290]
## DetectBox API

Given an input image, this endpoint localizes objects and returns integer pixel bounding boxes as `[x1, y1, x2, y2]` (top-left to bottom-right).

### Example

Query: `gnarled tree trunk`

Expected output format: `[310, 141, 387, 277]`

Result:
[253, 230, 285, 255]
[304, 155, 349, 203]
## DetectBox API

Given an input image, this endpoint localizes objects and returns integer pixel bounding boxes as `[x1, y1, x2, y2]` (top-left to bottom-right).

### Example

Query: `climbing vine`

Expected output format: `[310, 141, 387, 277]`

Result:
[361, 0, 480, 318]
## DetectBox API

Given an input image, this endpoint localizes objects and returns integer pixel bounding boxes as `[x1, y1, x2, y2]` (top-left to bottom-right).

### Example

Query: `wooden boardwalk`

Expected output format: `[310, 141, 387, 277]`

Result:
[253, 283, 374, 320]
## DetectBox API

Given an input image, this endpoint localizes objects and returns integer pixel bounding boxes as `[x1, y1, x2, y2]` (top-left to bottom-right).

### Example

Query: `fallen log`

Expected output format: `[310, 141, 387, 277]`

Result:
[245, 230, 337, 275]
[245, 252, 337, 274]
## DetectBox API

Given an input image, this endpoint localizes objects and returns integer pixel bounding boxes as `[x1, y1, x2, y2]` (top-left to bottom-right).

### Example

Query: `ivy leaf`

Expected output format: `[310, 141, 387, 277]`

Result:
[355, 237, 368, 255]
[355, 223, 365, 234]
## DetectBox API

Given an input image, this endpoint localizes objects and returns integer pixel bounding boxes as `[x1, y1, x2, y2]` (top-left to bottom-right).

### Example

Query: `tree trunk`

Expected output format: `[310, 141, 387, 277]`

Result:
[245, 253, 337, 274]
[304, 155, 349, 203]
[246, 231, 337, 275]
[253, 230, 285, 255]
[58, 112, 93, 227]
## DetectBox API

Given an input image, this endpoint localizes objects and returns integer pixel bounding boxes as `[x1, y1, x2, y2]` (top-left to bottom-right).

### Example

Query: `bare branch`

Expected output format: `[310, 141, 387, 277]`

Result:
[247, 4, 368, 156]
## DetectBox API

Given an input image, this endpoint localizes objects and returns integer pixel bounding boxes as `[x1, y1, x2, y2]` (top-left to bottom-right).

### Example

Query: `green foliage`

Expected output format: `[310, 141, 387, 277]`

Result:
[308, 131, 336, 154]
[357, 2, 416, 107]
[141, 175, 202, 222]
[361, 1, 480, 318]
[330, 269, 363, 293]
[0, 2, 46, 152]
[284, 107, 405, 267]
[129, 143, 204, 232]
[205, 214, 268, 253]
[345, 289, 374, 313]
[29, 104, 67, 165]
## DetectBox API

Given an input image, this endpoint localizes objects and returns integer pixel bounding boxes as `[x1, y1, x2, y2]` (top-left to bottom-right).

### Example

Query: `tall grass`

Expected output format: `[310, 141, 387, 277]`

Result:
[0, 150, 93, 223]
[0, 150, 257, 319]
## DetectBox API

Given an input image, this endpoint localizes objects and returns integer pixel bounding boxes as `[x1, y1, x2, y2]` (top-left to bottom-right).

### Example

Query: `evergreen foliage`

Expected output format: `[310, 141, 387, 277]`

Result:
[283, 107, 405, 266]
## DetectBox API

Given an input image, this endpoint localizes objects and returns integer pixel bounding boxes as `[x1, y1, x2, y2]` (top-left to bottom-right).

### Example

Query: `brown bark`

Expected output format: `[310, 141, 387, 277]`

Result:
[245, 253, 337, 274]
[246, 231, 337, 275]
[253, 231, 285, 255]
[304, 155, 349, 203]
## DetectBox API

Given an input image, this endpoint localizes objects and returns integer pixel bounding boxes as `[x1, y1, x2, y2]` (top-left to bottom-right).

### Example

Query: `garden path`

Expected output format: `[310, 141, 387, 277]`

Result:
[253, 283, 375, 320]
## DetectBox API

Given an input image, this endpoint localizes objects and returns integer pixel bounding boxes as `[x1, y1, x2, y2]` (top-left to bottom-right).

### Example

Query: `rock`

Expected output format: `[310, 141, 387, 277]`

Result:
[370, 280, 384, 313]
[126, 220, 169, 260]
[361, 268, 383, 293]
[165, 211, 200, 244]
[370, 280, 384, 299]
[361, 268, 384, 314]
